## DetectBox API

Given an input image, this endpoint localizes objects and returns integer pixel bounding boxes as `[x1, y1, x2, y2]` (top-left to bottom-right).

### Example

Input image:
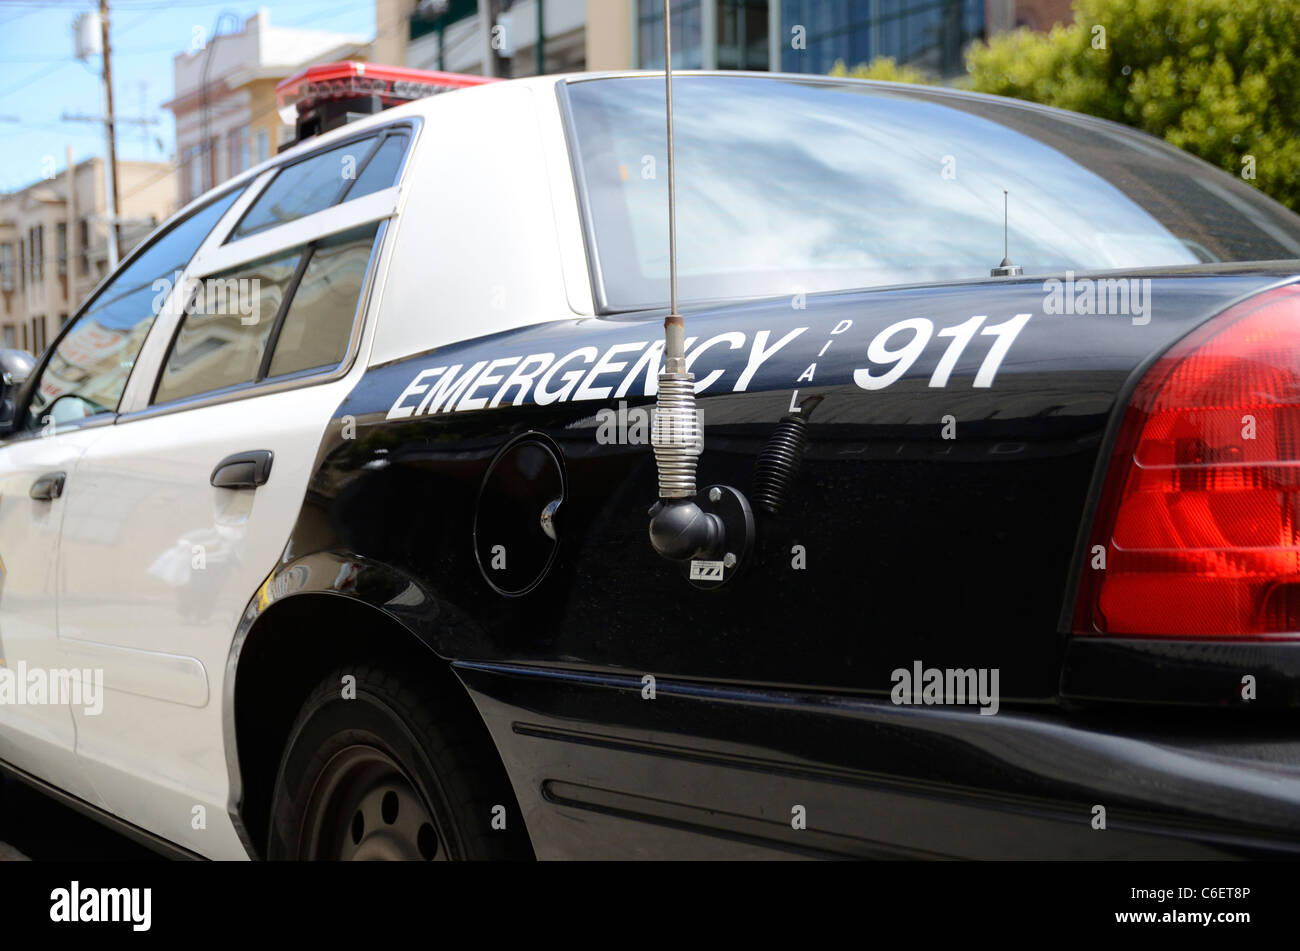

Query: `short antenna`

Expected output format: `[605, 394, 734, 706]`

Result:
[1003, 189, 1009, 260]
[991, 188, 1023, 277]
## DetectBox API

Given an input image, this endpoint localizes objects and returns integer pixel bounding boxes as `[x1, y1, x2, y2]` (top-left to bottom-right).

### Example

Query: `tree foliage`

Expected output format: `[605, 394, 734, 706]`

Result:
[829, 57, 934, 85]
[965, 0, 1300, 209]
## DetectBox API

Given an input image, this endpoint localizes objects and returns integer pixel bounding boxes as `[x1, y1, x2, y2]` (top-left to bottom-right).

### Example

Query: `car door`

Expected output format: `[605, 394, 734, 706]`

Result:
[0, 188, 244, 802]
[56, 126, 410, 856]
[0, 424, 106, 803]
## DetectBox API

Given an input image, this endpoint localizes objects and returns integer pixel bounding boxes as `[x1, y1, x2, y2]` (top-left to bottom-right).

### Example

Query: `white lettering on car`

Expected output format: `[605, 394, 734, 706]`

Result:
[385, 316, 1030, 419]
[852, 314, 1032, 392]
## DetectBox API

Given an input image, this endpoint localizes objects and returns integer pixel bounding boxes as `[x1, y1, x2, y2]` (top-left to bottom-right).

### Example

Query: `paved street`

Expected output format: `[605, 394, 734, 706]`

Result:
[0, 774, 159, 861]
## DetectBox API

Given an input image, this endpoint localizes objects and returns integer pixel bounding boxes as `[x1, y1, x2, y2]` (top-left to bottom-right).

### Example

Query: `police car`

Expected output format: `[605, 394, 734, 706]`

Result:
[3, 58, 1300, 861]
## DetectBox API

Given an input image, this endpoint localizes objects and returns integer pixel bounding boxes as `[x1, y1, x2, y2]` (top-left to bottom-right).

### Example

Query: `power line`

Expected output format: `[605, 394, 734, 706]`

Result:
[4, 58, 77, 97]
[114, 1, 405, 205]
[4, 41, 176, 62]
[0, 6, 41, 27]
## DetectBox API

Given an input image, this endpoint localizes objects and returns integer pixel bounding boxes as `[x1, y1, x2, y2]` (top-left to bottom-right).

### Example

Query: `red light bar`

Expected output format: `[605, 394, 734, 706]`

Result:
[277, 60, 497, 113]
[276, 61, 499, 142]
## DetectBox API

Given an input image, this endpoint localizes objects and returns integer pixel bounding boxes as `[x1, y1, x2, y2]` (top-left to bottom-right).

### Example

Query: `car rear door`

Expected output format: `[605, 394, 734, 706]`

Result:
[55, 125, 412, 856]
[0, 425, 105, 803]
[0, 189, 247, 804]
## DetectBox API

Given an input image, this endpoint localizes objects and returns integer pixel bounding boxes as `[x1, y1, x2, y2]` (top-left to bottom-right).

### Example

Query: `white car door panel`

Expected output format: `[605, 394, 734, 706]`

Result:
[57, 202, 390, 854]
[0, 427, 108, 804]
[60, 380, 355, 858]
[0, 121, 403, 857]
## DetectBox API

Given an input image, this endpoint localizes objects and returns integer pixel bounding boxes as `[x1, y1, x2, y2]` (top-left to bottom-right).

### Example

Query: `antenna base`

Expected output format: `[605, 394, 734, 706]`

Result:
[648, 484, 755, 589]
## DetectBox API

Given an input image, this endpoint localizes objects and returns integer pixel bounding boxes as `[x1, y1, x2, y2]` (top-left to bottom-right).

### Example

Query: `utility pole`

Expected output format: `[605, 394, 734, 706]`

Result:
[99, 0, 120, 270]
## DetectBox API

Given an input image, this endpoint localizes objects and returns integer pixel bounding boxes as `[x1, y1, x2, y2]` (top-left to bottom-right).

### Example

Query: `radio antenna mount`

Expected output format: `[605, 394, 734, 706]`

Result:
[646, 0, 754, 587]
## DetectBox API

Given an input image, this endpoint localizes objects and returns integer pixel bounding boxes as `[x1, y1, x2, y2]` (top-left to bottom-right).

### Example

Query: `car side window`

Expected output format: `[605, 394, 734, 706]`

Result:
[152, 222, 380, 405]
[227, 129, 409, 241]
[266, 224, 379, 377]
[23, 188, 243, 431]
[343, 132, 409, 203]
[151, 248, 302, 405]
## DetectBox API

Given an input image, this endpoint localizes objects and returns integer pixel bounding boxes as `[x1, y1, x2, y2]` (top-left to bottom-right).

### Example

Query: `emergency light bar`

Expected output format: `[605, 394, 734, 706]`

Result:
[276, 61, 499, 144]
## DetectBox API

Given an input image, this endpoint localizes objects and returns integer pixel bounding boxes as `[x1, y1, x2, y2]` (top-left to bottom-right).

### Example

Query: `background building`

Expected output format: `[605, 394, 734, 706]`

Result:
[376, 0, 1072, 79]
[374, 0, 587, 76]
[0, 157, 175, 356]
[163, 8, 370, 206]
[610, 0, 992, 77]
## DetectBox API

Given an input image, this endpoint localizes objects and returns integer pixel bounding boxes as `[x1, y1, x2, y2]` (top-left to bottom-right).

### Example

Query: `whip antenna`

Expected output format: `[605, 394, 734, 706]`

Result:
[664, 6, 680, 342]
[647, 0, 754, 587]
[652, 0, 696, 501]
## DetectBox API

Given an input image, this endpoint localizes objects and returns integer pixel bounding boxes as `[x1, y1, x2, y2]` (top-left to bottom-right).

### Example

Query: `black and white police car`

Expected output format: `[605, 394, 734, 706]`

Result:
[3, 57, 1300, 860]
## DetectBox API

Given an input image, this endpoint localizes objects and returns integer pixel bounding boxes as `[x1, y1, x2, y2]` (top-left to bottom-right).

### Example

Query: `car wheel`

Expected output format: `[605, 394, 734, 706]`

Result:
[267, 663, 529, 860]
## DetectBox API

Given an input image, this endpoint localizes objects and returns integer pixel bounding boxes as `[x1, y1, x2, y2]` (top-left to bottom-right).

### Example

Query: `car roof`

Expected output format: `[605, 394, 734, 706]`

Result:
[187, 69, 1169, 222]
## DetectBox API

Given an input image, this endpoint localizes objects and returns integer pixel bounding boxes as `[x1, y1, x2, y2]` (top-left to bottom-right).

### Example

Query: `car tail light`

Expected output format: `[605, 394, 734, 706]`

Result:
[1075, 284, 1300, 639]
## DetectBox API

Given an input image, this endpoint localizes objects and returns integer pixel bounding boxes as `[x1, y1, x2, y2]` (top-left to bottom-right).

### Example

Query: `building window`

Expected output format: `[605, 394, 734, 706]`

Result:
[187, 146, 204, 203]
[59, 312, 69, 328]
[229, 126, 251, 177]
[2, 326, 14, 348]
[638, 0, 705, 69]
[717, 0, 770, 69]
[255, 128, 270, 165]
[208, 135, 221, 191]
[56, 222, 68, 275]
[779, 0, 982, 77]
[29, 225, 44, 285]
[78, 218, 90, 274]
[33, 315, 47, 354]
[0, 244, 12, 291]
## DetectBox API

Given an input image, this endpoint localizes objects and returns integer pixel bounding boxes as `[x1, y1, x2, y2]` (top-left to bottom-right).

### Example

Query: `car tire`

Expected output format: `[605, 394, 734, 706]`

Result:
[266, 662, 530, 860]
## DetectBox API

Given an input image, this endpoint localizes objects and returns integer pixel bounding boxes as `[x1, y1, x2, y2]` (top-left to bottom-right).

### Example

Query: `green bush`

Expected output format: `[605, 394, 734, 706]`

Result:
[829, 57, 934, 85]
[965, 0, 1300, 210]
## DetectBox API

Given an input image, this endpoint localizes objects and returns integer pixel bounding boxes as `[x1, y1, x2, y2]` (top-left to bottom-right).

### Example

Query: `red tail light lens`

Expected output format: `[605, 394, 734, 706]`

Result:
[1075, 284, 1300, 639]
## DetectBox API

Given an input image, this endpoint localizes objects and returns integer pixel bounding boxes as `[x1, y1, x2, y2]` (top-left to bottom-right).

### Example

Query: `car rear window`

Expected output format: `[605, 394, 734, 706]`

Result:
[563, 76, 1300, 311]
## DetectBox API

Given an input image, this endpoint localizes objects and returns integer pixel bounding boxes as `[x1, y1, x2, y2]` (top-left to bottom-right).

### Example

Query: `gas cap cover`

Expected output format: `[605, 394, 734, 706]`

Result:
[473, 433, 566, 597]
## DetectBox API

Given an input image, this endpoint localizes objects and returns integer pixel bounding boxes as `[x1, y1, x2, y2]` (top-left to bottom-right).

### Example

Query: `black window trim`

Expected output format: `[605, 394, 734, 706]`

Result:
[254, 243, 314, 382]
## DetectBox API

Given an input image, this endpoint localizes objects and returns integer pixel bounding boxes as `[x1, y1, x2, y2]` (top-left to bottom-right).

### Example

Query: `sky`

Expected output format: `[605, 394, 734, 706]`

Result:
[0, 0, 377, 193]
